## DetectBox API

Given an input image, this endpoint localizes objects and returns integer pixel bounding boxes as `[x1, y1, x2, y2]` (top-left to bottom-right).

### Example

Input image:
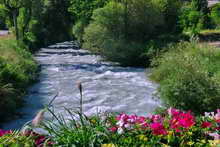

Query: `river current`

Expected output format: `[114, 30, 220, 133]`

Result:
[3, 41, 159, 129]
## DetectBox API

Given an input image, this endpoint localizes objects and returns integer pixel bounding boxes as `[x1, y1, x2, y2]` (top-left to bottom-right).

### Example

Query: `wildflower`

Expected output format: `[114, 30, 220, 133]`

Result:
[168, 107, 180, 117]
[187, 141, 194, 146]
[35, 135, 46, 145]
[32, 110, 45, 127]
[117, 127, 124, 134]
[188, 132, 193, 136]
[116, 120, 124, 127]
[138, 135, 148, 141]
[201, 122, 212, 128]
[0, 130, 12, 137]
[208, 132, 220, 140]
[150, 122, 167, 135]
[124, 123, 132, 130]
[170, 111, 195, 130]
[101, 144, 116, 147]
[214, 109, 220, 123]
[109, 127, 117, 132]
[205, 112, 215, 119]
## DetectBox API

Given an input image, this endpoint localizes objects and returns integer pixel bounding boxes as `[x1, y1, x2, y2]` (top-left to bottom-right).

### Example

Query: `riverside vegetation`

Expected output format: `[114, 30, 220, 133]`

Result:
[0, 0, 220, 146]
[0, 35, 37, 122]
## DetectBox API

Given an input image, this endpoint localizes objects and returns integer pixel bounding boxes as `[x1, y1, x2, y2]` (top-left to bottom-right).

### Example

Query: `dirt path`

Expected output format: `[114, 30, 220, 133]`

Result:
[208, 41, 220, 48]
[0, 30, 9, 36]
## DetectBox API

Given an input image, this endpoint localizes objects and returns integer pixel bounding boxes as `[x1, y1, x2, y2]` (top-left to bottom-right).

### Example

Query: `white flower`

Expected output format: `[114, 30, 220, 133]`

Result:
[116, 120, 124, 127]
[117, 127, 124, 134]
[208, 132, 220, 140]
[204, 112, 215, 119]
[124, 123, 132, 130]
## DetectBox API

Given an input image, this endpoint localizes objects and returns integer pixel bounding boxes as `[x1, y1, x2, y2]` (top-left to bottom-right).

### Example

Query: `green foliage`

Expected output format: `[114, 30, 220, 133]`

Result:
[0, 4, 7, 29]
[83, 0, 165, 66]
[179, 3, 204, 35]
[43, 109, 111, 146]
[151, 42, 220, 114]
[0, 37, 37, 120]
[210, 4, 220, 29]
[153, 0, 182, 33]
[69, 0, 109, 43]
[41, 0, 73, 45]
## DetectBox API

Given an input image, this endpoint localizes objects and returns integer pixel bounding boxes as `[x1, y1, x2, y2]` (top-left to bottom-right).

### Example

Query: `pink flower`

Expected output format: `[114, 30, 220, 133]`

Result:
[209, 132, 220, 140]
[168, 108, 180, 117]
[109, 126, 118, 132]
[151, 114, 163, 123]
[150, 123, 167, 135]
[0, 130, 12, 137]
[214, 109, 220, 123]
[35, 135, 46, 145]
[201, 122, 212, 128]
[170, 111, 195, 130]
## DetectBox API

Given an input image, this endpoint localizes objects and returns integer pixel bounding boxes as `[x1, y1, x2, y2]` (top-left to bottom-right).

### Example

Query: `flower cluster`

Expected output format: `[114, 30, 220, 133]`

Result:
[0, 129, 12, 137]
[110, 114, 148, 134]
[0, 130, 53, 146]
[109, 108, 220, 145]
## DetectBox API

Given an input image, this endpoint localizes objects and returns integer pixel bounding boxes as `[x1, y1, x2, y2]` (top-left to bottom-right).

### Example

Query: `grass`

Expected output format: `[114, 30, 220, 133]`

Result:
[0, 35, 38, 122]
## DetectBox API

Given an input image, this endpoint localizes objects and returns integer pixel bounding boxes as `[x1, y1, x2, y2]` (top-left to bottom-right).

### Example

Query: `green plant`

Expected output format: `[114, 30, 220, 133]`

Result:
[83, 0, 165, 66]
[0, 37, 37, 121]
[210, 3, 220, 29]
[151, 42, 220, 114]
[179, 3, 203, 35]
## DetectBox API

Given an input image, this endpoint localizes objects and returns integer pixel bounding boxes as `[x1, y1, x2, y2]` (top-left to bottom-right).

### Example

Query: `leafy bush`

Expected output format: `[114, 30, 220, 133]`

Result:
[0, 37, 37, 121]
[83, 0, 165, 66]
[179, 3, 204, 35]
[210, 4, 220, 29]
[151, 42, 220, 114]
[153, 0, 182, 33]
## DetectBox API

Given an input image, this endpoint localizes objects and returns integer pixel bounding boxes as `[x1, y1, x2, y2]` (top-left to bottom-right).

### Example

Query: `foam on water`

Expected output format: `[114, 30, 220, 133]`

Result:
[3, 41, 160, 129]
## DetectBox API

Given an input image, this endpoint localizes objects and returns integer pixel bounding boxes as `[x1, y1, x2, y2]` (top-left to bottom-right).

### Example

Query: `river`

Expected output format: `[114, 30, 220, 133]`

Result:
[3, 41, 160, 130]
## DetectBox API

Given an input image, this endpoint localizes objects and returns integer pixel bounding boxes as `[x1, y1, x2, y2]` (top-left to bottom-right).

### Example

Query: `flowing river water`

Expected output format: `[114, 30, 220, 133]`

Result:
[3, 41, 160, 130]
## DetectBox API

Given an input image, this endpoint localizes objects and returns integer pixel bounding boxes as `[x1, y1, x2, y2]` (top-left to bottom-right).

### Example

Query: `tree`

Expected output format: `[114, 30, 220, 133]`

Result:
[191, 0, 210, 28]
[0, 0, 24, 40]
[69, 0, 109, 43]
[42, 0, 73, 45]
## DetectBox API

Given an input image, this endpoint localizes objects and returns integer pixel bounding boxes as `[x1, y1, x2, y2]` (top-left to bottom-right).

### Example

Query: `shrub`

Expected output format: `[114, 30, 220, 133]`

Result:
[151, 42, 220, 114]
[83, 0, 165, 66]
[0, 37, 38, 121]
[210, 3, 220, 29]
[153, 0, 182, 33]
[179, 4, 204, 35]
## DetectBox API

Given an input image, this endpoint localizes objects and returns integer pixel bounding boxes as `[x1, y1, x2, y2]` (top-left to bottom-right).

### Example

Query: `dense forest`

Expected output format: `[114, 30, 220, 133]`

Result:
[0, 0, 220, 146]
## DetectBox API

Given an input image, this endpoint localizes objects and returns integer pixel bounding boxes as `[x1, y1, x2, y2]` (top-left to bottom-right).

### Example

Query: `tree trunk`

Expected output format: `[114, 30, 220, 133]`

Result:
[12, 10, 19, 40]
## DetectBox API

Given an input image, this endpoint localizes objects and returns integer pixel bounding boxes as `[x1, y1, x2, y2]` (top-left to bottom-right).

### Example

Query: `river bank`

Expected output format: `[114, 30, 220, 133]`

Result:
[0, 35, 38, 123]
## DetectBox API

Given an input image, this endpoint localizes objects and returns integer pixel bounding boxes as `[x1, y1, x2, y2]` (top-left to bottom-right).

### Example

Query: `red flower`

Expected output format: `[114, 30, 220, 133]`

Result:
[170, 111, 195, 130]
[201, 122, 212, 128]
[0, 129, 12, 137]
[109, 126, 118, 132]
[150, 123, 167, 135]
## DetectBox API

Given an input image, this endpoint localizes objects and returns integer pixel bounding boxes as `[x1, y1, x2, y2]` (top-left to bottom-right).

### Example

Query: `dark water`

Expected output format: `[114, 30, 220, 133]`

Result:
[3, 41, 160, 129]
